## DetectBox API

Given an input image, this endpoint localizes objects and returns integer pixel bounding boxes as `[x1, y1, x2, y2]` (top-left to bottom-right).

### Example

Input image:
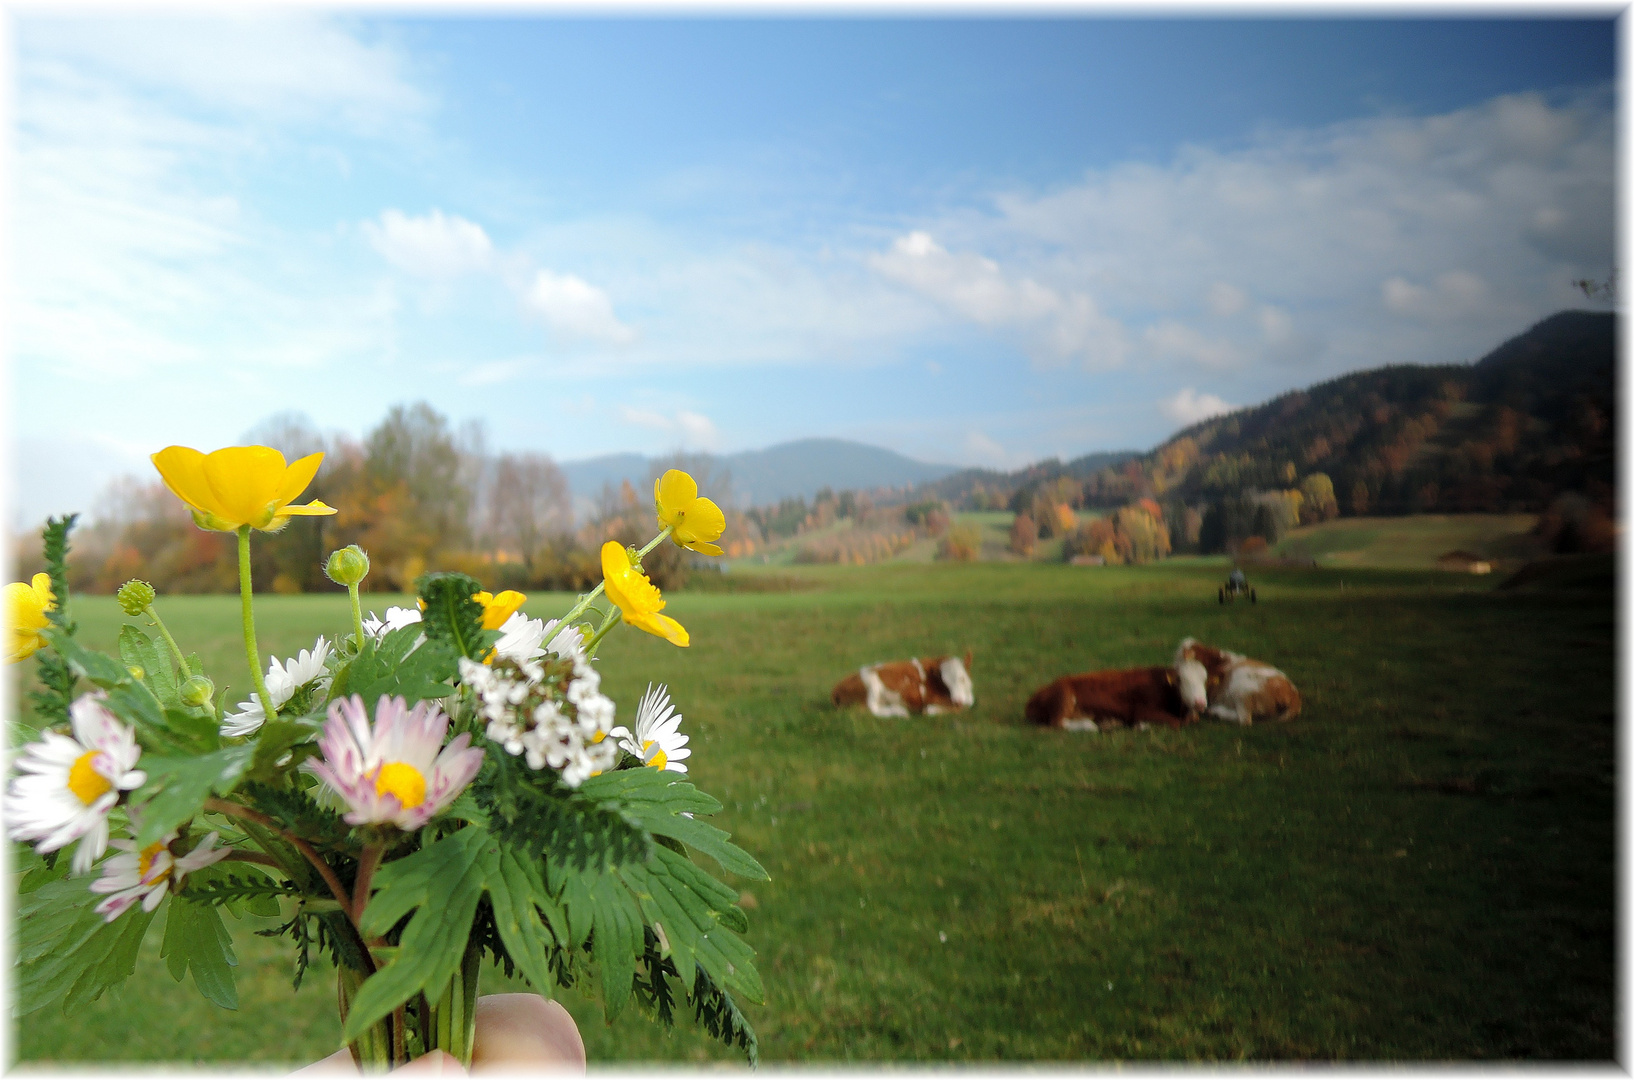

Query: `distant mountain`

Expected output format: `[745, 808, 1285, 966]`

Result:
[558, 438, 960, 513]
[1140, 309, 1615, 514]
[912, 450, 1140, 507]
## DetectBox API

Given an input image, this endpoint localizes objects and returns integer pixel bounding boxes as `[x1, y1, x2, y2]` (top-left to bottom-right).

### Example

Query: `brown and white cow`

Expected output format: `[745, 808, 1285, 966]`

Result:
[1025, 660, 1209, 731]
[831, 652, 975, 717]
[1174, 638, 1301, 725]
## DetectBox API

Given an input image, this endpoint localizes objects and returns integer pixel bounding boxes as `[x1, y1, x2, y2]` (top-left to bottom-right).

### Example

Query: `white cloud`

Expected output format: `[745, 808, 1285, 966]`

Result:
[869, 231, 1127, 369]
[1207, 282, 1249, 317]
[1143, 322, 1240, 369]
[1380, 270, 1491, 321]
[19, 14, 426, 134]
[522, 270, 637, 346]
[458, 358, 532, 388]
[617, 407, 720, 450]
[364, 209, 493, 279]
[1160, 388, 1237, 427]
[962, 430, 1012, 467]
[943, 90, 1611, 379]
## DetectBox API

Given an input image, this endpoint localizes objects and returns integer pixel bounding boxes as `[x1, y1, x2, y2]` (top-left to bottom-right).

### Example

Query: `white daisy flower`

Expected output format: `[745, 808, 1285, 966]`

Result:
[89, 830, 230, 921]
[460, 655, 623, 787]
[541, 619, 585, 660]
[619, 683, 691, 773]
[362, 606, 423, 642]
[493, 612, 548, 664]
[6, 694, 147, 874]
[221, 636, 332, 738]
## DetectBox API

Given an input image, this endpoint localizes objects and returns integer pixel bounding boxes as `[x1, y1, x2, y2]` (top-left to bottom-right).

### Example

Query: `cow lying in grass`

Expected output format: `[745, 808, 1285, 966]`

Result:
[1025, 659, 1209, 731]
[832, 652, 975, 717]
[1174, 637, 1302, 724]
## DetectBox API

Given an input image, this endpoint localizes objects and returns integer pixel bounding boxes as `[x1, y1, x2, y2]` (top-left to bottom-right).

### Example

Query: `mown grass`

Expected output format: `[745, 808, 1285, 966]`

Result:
[1270, 513, 1541, 568]
[11, 558, 1614, 1064]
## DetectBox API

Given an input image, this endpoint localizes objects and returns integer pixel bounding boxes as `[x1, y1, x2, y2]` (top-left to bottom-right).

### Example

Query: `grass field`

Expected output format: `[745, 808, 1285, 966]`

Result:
[10, 554, 1615, 1064]
[1270, 514, 1542, 569]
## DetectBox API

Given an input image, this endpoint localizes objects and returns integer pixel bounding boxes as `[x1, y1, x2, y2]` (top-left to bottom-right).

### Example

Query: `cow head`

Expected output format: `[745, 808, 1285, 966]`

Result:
[940, 655, 975, 708]
[1175, 656, 1209, 717]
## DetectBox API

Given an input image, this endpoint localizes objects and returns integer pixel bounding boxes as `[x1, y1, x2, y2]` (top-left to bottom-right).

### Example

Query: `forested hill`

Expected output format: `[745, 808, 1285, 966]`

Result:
[1140, 310, 1614, 516]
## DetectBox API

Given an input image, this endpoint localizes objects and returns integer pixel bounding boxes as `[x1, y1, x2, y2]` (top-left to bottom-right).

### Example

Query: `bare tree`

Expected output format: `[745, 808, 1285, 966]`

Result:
[480, 452, 572, 569]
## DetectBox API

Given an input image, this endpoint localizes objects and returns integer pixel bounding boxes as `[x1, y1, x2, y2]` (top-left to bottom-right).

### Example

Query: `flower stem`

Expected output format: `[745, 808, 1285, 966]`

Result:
[352, 843, 384, 925]
[236, 526, 278, 724]
[582, 609, 622, 658]
[143, 606, 191, 678]
[347, 582, 366, 650]
[205, 797, 350, 913]
[544, 525, 673, 648]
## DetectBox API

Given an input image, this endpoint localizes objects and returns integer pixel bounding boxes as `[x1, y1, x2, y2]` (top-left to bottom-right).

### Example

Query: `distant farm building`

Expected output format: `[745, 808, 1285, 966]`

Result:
[1437, 550, 1492, 574]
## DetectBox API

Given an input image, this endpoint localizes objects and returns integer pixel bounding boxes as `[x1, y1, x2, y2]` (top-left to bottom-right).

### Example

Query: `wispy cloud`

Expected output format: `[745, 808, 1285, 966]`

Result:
[363, 209, 494, 279]
[522, 270, 637, 346]
[617, 406, 720, 450]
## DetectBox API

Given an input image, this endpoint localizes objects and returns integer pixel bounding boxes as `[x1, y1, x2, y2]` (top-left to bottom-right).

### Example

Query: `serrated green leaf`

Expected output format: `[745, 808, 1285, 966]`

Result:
[119, 626, 179, 709]
[484, 845, 560, 997]
[46, 630, 130, 689]
[618, 847, 763, 1005]
[131, 745, 255, 846]
[160, 897, 239, 1009]
[582, 770, 767, 881]
[587, 872, 645, 1019]
[247, 714, 324, 780]
[345, 827, 492, 1040]
[415, 572, 494, 662]
[345, 628, 458, 707]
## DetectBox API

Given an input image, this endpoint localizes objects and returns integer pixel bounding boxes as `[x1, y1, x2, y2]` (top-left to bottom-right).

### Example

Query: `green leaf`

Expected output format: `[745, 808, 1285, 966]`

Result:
[477, 753, 652, 872]
[131, 745, 255, 847]
[690, 965, 760, 1067]
[45, 630, 130, 689]
[617, 846, 763, 1005]
[160, 897, 239, 1009]
[247, 714, 324, 781]
[581, 770, 768, 881]
[119, 625, 179, 709]
[345, 827, 492, 1040]
[15, 874, 160, 1016]
[346, 627, 457, 707]
[586, 871, 646, 1019]
[415, 572, 495, 662]
[483, 844, 561, 997]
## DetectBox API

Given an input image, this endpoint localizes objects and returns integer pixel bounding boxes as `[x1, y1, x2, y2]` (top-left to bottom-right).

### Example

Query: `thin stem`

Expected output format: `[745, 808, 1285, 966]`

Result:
[352, 843, 384, 925]
[236, 526, 278, 724]
[221, 850, 282, 869]
[348, 582, 366, 650]
[205, 797, 350, 914]
[143, 606, 191, 678]
[582, 608, 622, 658]
[544, 525, 674, 648]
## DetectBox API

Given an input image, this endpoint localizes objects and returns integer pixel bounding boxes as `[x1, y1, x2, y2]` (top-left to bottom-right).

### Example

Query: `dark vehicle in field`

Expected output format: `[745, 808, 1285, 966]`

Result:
[1220, 568, 1256, 604]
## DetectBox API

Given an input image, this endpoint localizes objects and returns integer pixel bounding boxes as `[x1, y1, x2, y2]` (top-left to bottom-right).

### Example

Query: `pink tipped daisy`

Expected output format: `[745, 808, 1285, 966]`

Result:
[6, 693, 147, 874]
[90, 830, 230, 921]
[307, 695, 485, 830]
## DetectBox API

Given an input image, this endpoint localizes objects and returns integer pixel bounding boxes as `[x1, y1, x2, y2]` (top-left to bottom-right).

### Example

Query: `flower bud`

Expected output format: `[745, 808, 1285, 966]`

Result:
[126, 665, 145, 681]
[324, 545, 371, 587]
[180, 675, 216, 708]
[116, 579, 156, 616]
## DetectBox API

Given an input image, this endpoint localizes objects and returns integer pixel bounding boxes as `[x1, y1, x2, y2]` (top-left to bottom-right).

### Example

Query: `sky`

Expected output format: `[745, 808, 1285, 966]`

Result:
[6, 12, 1618, 527]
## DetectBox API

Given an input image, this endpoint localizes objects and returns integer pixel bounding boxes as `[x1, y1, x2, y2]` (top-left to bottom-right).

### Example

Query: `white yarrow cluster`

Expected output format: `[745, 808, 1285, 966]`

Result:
[459, 652, 625, 788]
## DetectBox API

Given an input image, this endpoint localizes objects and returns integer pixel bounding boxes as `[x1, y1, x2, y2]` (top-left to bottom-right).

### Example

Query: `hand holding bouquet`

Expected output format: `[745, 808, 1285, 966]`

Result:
[10, 447, 764, 1069]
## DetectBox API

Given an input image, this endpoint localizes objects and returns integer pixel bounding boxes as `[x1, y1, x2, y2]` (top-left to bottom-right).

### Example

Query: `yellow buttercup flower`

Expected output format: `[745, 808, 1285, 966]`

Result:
[600, 542, 688, 647]
[473, 590, 527, 630]
[653, 470, 726, 556]
[151, 445, 338, 532]
[5, 574, 56, 663]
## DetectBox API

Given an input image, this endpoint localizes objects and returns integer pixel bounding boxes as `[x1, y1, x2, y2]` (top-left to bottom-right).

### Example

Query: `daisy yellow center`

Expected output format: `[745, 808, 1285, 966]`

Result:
[67, 751, 113, 806]
[138, 841, 169, 882]
[375, 762, 427, 810]
[643, 740, 667, 770]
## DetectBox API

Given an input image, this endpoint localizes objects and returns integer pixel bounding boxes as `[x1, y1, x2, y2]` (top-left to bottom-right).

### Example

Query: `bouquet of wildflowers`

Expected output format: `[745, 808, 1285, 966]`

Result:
[9, 446, 764, 1068]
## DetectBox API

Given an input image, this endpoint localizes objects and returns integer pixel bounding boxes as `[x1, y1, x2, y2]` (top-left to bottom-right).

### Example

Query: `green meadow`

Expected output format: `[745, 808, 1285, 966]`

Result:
[10, 551, 1615, 1064]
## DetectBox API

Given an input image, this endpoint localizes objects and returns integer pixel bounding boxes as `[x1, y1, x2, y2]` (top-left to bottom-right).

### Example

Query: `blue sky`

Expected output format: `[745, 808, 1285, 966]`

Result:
[9, 13, 1616, 525]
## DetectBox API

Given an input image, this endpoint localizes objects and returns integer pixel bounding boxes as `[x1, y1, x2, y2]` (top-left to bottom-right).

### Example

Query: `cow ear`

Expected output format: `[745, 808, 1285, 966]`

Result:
[1166, 671, 1175, 684]
[964, 649, 974, 670]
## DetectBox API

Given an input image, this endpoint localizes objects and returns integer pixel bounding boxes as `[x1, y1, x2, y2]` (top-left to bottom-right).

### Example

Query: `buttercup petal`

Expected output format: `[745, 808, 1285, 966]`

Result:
[274, 451, 325, 507]
[654, 470, 699, 525]
[674, 496, 726, 546]
[151, 446, 216, 517]
[201, 446, 288, 528]
[276, 500, 339, 518]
